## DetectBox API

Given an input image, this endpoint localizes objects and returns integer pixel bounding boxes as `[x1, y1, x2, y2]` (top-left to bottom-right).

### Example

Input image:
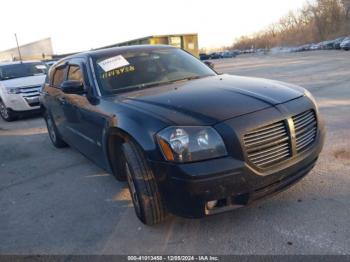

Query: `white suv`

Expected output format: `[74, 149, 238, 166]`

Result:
[0, 61, 47, 121]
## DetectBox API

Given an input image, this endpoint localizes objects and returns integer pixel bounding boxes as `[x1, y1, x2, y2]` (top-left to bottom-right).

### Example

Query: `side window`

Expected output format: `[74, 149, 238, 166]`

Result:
[67, 65, 83, 82]
[52, 67, 65, 87]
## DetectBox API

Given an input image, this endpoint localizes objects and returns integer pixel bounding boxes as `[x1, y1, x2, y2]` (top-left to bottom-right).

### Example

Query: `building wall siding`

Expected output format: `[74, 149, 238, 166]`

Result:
[0, 38, 53, 62]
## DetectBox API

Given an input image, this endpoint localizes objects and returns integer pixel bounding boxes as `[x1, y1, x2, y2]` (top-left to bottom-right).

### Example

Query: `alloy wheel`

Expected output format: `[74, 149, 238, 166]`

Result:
[0, 101, 9, 119]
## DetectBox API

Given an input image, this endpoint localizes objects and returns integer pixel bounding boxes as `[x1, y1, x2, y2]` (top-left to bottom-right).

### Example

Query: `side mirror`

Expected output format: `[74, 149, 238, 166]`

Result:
[60, 80, 84, 94]
[204, 61, 215, 69]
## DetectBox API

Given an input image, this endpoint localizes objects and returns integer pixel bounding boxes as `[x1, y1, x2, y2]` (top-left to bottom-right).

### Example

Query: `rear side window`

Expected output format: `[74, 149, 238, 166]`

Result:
[52, 67, 65, 87]
[67, 65, 83, 82]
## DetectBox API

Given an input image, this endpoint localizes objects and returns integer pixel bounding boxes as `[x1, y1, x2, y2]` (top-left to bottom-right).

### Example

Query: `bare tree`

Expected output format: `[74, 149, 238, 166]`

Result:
[232, 0, 350, 50]
[342, 0, 350, 17]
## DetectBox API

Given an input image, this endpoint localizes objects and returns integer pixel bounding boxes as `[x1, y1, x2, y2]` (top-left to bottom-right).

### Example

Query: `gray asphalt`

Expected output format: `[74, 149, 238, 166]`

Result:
[0, 51, 349, 255]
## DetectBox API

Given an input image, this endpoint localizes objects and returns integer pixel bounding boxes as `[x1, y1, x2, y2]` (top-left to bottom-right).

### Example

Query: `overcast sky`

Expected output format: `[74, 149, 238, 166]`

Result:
[0, 0, 307, 54]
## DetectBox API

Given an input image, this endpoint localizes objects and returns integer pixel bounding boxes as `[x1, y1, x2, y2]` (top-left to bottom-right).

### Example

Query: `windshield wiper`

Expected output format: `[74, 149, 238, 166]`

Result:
[170, 75, 210, 83]
[109, 75, 212, 94]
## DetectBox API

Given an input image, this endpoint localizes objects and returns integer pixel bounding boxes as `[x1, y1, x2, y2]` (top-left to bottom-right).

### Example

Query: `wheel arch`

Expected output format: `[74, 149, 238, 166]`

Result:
[104, 126, 157, 181]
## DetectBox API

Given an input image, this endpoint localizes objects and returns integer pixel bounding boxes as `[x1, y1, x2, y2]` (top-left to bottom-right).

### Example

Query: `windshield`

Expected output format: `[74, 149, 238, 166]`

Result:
[93, 48, 216, 95]
[0, 62, 47, 81]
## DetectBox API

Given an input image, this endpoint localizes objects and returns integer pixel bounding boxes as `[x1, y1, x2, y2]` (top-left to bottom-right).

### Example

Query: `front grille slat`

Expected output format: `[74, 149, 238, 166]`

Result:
[244, 120, 291, 169]
[296, 137, 315, 152]
[293, 110, 317, 153]
[253, 151, 291, 167]
[246, 137, 289, 153]
[294, 116, 315, 129]
[243, 109, 317, 169]
[22, 93, 39, 98]
[248, 143, 289, 158]
[251, 146, 290, 163]
[19, 88, 41, 93]
[293, 110, 312, 122]
[244, 125, 285, 139]
[245, 131, 288, 147]
[296, 127, 317, 143]
[296, 130, 317, 148]
[19, 85, 41, 90]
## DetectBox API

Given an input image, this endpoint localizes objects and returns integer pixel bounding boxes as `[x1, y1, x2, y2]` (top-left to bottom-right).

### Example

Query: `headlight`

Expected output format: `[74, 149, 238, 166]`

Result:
[156, 126, 227, 163]
[304, 89, 317, 106]
[6, 87, 21, 94]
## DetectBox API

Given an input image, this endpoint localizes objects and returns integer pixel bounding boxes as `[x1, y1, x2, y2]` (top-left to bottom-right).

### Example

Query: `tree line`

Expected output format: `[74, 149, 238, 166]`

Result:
[232, 0, 350, 50]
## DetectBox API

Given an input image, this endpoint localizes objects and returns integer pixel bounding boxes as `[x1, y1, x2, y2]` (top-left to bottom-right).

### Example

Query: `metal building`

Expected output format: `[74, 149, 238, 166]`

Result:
[0, 38, 53, 62]
[99, 34, 199, 57]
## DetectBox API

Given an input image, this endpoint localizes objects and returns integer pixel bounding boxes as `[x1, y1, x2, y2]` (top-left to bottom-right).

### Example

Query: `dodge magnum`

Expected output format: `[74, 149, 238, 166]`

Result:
[40, 45, 325, 225]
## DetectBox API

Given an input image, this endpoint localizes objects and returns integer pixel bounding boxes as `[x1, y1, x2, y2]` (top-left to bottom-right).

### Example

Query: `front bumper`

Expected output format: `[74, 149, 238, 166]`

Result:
[150, 96, 325, 218]
[341, 43, 350, 49]
[1, 93, 40, 112]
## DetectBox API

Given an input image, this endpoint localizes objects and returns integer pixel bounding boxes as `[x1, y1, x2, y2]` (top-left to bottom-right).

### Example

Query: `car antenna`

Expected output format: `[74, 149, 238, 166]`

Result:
[14, 33, 23, 63]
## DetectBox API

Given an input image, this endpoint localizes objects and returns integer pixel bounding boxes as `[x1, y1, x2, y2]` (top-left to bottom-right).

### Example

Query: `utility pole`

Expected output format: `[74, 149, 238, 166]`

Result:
[14, 33, 23, 62]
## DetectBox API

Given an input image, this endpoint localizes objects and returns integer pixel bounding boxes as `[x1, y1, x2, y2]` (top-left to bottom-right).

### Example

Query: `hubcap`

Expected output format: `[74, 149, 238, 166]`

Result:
[125, 162, 141, 215]
[46, 116, 56, 143]
[0, 101, 9, 119]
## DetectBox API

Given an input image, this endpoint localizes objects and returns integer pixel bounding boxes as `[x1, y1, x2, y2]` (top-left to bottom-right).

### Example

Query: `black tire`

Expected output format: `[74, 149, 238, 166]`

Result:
[44, 110, 67, 148]
[0, 100, 17, 121]
[122, 141, 167, 225]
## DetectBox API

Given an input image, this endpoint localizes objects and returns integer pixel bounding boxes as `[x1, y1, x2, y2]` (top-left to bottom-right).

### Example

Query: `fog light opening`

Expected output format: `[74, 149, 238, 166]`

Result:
[206, 200, 218, 210]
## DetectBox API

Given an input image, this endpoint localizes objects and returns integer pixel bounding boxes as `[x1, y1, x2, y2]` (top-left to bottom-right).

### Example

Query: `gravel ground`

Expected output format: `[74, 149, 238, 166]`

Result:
[0, 50, 349, 255]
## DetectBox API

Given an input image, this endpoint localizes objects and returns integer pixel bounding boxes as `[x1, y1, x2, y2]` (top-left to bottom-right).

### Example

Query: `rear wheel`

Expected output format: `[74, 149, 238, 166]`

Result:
[122, 141, 167, 225]
[44, 111, 67, 148]
[0, 100, 16, 121]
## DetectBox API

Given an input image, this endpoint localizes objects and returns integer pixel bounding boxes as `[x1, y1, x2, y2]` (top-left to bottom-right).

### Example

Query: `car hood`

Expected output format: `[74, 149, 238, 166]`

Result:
[105, 74, 304, 125]
[0, 75, 46, 88]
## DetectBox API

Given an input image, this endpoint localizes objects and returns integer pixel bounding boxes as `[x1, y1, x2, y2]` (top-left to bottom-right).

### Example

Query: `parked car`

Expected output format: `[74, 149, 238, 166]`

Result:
[310, 43, 321, 50]
[333, 37, 346, 49]
[242, 49, 255, 54]
[209, 52, 222, 59]
[41, 45, 325, 225]
[221, 51, 236, 58]
[322, 40, 335, 50]
[295, 44, 312, 52]
[0, 61, 47, 121]
[232, 50, 240, 56]
[199, 53, 210, 61]
[340, 37, 350, 50]
[45, 60, 58, 68]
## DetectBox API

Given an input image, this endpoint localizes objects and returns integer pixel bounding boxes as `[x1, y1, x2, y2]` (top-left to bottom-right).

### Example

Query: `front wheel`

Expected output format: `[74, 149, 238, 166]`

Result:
[44, 111, 67, 148]
[0, 100, 16, 121]
[122, 141, 167, 225]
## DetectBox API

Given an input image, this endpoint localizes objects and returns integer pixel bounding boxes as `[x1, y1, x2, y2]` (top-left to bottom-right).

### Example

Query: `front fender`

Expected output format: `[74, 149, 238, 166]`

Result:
[102, 109, 169, 165]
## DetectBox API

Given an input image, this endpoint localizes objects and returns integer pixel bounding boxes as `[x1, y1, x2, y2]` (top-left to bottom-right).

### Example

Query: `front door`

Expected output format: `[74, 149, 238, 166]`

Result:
[46, 63, 70, 139]
[60, 60, 108, 168]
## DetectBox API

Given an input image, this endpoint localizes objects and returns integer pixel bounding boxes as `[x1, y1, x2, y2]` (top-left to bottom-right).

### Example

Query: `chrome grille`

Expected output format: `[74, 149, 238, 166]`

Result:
[18, 85, 41, 98]
[293, 110, 317, 153]
[19, 85, 41, 106]
[244, 120, 291, 168]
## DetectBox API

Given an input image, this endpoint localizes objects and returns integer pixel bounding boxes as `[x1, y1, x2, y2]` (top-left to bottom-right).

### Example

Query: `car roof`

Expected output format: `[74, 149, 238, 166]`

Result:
[63, 45, 176, 61]
[0, 60, 43, 66]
